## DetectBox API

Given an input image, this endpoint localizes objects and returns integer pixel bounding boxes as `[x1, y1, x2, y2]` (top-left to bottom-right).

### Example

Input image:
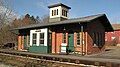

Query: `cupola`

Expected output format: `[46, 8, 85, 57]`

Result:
[48, 3, 71, 22]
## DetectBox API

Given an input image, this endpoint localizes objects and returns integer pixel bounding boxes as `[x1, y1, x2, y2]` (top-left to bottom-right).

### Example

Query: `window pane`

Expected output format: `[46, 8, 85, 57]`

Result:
[77, 34, 80, 38]
[33, 33, 37, 39]
[66, 11, 67, 17]
[63, 33, 66, 38]
[64, 40, 66, 43]
[77, 33, 80, 45]
[40, 40, 44, 44]
[52, 10, 54, 16]
[63, 33, 66, 43]
[62, 9, 65, 16]
[57, 9, 58, 15]
[62, 9, 64, 16]
[64, 10, 66, 16]
[32, 33, 37, 45]
[33, 40, 36, 44]
[63, 10, 65, 16]
[40, 33, 44, 39]
[65, 11, 67, 17]
[77, 40, 80, 45]
[54, 10, 56, 15]
[40, 33, 44, 45]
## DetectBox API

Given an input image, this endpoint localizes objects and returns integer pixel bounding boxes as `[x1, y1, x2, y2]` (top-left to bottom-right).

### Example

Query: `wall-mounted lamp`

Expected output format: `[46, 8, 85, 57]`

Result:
[63, 27, 66, 31]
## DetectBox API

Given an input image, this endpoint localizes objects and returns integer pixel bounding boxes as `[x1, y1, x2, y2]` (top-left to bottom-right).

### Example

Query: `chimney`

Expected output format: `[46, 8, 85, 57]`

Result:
[48, 3, 71, 23]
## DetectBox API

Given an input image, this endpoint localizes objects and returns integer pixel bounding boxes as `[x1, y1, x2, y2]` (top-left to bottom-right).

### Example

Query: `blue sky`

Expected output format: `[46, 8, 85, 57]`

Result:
[12, 0, 120, 23]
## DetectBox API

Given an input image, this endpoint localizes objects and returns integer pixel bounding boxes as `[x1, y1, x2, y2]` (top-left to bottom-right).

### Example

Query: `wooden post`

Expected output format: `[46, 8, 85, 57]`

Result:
[52, 32, 56, 53]
[85, 32, 88, 55]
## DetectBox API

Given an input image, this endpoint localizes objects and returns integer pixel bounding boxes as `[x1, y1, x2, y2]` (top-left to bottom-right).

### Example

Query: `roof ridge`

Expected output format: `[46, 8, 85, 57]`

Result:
[68, 13, 105, 20]
[48, 3, 71, 9]
[14, 13, 108, 30]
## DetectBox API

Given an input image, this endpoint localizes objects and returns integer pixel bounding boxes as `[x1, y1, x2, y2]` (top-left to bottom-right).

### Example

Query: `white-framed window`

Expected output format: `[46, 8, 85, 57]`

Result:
[52, 10, 54, 16]
[32, 33, 37, 46]
[65, 11, 67, 17]
[57, 9, 58, 15]
[54, 10, 56, 15]
[39, 33, 44, 46]
[62, 33, 66, 43]
[52, 9, 59, 16]
[30, 28, 48, 46]
[76, 32, 80, 45]
[62, 9, 67, 17]
[62, 9, 64, 16]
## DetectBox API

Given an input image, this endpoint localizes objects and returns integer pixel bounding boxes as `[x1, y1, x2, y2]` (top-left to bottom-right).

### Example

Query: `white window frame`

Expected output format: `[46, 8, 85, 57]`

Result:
[30, 28, 48, 46]
[76, 32, 81, 46]
[32, 33, 37, 46]
[39, 33, 44, 46]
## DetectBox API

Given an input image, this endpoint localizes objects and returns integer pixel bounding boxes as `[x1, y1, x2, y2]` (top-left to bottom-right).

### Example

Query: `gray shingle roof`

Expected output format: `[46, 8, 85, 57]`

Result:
[13, 14, 113, 32]
[14, 14, 105, 30]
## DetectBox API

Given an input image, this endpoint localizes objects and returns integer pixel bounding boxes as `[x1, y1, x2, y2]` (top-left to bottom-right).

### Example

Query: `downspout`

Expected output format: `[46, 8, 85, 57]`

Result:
[47, 28, 49, 53]
[79, 23, 84, 56]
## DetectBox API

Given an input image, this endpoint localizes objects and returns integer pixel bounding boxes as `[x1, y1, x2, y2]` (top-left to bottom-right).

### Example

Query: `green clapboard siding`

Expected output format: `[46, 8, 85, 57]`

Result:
[48, 45, 52, 53]
[28, 46, 48, 53]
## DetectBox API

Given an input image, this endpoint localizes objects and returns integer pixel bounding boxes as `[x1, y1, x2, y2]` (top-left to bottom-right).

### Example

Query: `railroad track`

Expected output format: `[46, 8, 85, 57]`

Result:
[0, 49, 120, 67]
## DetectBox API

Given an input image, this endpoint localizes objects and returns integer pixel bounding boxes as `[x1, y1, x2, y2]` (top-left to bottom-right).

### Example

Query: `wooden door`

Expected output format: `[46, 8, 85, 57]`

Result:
[68, 33, 74, 52]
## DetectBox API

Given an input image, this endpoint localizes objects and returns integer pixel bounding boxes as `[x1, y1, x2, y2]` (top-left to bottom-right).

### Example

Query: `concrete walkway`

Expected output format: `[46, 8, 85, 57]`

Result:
[0, 48, 120, 64]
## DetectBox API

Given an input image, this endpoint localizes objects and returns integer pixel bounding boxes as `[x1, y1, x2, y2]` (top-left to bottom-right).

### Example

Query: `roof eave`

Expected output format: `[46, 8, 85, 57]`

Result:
[48, 3, 71, 9]
[14, 21, 89, 30]
[103, 15, 114, 32]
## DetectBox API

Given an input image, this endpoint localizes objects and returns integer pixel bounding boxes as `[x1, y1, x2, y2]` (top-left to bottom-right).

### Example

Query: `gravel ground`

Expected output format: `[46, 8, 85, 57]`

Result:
[87, 46, 120, 59]
[0, 62, 15, 67]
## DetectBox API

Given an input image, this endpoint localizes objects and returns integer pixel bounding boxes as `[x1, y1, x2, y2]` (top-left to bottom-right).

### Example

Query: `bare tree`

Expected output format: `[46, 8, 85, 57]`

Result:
[0, 0, 16, 46]
[0, 0, 50, 48]
[38, 15, 49, 23]
[0, 0, 16, 26]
